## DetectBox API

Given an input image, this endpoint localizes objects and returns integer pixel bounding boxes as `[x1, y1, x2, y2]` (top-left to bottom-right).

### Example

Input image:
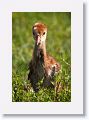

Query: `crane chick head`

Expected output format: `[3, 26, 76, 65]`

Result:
[32, 22, 47, 46]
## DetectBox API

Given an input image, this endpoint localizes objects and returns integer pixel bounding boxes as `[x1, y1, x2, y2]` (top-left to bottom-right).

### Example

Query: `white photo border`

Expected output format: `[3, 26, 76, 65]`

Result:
[0, 0, 83, 114]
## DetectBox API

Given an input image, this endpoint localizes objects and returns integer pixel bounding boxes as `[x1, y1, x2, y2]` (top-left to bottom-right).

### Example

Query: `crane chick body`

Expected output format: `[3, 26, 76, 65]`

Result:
[28, 22, 60, 92]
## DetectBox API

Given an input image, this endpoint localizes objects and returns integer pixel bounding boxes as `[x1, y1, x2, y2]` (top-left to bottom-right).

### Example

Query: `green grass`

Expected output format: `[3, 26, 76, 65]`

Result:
[12, 12, 71, 102]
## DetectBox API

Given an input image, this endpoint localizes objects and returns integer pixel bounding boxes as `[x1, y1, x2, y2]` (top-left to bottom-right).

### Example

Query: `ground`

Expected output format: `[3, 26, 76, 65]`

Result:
[12, 12, 71, 102]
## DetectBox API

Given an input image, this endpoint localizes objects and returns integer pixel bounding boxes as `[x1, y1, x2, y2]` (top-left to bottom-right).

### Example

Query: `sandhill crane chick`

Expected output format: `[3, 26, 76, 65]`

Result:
[28, 22, 60, 92]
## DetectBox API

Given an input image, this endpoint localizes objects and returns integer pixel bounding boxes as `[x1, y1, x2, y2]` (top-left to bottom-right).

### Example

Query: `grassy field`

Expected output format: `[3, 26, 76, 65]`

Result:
[12, 12, 71, 102]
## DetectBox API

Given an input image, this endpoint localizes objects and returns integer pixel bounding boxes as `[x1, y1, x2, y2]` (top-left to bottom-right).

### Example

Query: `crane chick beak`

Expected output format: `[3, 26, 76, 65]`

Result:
[36, 35, 41, 45]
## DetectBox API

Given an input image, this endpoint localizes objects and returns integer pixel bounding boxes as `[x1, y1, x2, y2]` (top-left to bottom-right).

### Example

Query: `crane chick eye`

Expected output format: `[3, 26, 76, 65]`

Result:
[43, 32, 45, 35]
[33, 31, 35, 35]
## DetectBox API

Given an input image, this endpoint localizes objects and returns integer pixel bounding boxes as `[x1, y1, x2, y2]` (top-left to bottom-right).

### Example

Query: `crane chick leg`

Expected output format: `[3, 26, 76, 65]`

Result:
[43, 76, 54, 88]
[28, 73, 39, 92]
